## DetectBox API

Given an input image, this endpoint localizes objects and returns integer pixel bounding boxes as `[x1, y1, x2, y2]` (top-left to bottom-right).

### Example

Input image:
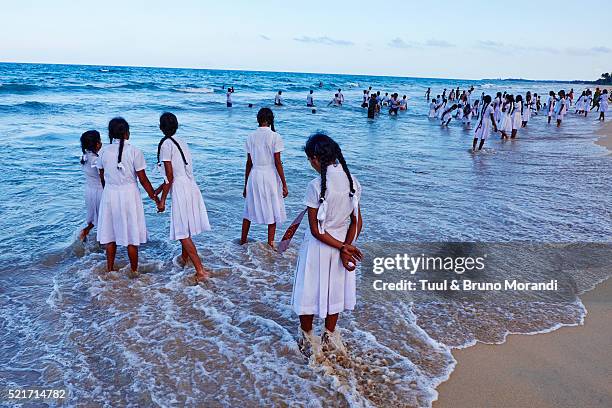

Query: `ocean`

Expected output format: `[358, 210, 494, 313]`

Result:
[0, 62, 610, 407]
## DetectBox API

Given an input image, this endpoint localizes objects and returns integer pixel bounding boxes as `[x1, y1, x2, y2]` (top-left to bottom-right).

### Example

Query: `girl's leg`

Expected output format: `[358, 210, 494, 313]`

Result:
[472, 138, 478, 151]
[180, 237, 210, 281]
[127, 245, 138, 272]
[324, 313, 339, 332]
[240, 218, 251, 245]
[106, 242, 117, 271]
[511, 129, 517, 139]
[478, 139, 485, 150]
[267, 223, 276, 247]
[299, 315, 314, 332]
[557, 119, 561, 127]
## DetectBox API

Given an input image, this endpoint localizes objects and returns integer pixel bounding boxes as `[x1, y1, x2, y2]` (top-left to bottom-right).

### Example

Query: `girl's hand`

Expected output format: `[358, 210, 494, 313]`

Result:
[340, 252, 358, 271]
[341, 244, 363, 262]
[282, 185, 289, 198]
[157, 199, 166, 213]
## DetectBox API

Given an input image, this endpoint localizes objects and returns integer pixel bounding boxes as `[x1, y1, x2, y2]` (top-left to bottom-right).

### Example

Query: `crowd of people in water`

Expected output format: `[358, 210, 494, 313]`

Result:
[78, 81, 610, 357]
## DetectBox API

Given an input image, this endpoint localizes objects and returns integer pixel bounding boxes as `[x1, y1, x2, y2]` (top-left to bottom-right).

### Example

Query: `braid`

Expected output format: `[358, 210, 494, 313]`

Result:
[157, 137, 167, 164]
[80, 147, 86, 165]
[337, 150, 355, 197]
[319, 160, 328, 202]
[117, 137, 125, 165]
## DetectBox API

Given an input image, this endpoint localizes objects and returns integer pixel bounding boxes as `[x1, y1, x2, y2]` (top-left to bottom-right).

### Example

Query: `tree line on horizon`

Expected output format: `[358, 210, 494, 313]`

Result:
[595, 72, 612, 85]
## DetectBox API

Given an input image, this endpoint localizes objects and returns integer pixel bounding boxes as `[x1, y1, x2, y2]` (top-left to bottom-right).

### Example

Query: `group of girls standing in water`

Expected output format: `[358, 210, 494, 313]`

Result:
[78, 108, 363, 356]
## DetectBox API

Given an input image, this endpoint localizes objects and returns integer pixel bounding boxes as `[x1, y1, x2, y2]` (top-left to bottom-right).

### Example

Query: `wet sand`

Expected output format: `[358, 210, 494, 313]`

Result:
[595, 119, 612, 153]
[434, 278, 612, 408]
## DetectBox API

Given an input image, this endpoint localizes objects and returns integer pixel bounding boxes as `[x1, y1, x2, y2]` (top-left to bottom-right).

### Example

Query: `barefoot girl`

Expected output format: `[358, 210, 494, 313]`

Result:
[96, 118, 158, 274]
[155, 112, 212, 281]
[292, 133, 363, 356]
[546, 91, 556, 124]
[441, 104, 458, 127]
[555, 90, 567, 127]
[511, 94, 523, 138]
[472, 95, 497, 152]
[79, 130, 103, 241]
[598, 90, 608, 121]
[241, 108, 288, 247]
[500, 94, 514, 139]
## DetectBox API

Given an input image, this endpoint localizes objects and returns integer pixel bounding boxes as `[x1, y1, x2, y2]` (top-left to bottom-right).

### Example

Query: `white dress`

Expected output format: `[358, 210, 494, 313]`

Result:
[291, 164, 362, 318]
[96, 142, 148, 246]
[555, 98, 566, 120]
[599, 94, 609, 113]
[522, 100, 532, 122]
[547, 96, 555, 117]
[474, 104, 494, 140]
[82, 151, 103, 225]
[501, 102, 513, 133]
[512, 101, 522, 130]
[428, 103, 437, 117]
[159, 136, 211, 240]
[243, 127, 287, 225]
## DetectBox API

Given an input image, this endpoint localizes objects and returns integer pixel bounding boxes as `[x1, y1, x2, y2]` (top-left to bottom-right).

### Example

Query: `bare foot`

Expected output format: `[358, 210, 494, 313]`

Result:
[194, 267, 211, 282]
[267, 241, 276, 249]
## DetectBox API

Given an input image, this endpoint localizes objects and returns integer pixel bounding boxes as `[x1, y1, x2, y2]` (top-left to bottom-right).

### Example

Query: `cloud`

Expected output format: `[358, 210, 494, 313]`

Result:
[424, 39, 455, 48]
[389, 38, 455, 49]
[259, 35, 271, 41]
[477, 40, 504, 49]
[293, 36, 354, 46]
[478, 41, 609, 57]
[590, 46, 611, 54]
[388, 37, 417, 49]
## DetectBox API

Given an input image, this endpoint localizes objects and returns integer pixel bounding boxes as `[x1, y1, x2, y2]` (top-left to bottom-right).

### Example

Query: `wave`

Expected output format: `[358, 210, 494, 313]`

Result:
[174, 87, 215, 94]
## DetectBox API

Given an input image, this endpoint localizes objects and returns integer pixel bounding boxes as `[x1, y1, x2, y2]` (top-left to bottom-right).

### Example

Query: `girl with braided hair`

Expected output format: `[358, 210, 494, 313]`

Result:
[78, 130, 103, 241]
[241, 108, 288, 247]
[292, 133, 363, 357]
[96, 117, 158, 275]
[154, 112, 212, 282]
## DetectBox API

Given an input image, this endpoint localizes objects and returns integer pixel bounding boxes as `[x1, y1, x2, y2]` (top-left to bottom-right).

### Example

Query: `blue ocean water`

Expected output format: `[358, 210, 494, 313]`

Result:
[0, 63, 610, 407]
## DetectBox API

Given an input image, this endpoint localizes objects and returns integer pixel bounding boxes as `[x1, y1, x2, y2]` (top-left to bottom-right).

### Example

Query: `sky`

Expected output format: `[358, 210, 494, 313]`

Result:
[1, 0, 611, 80]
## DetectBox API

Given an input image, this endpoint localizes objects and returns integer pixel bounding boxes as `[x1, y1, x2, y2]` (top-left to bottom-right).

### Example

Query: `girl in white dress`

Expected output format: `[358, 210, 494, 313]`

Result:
[574, 91, 586, 114]
[493, 92, 503, 125]
[155, 112, 212, 282]
[241, 108, 288, 247]
[522, 92, 532, 127]
[555, 90, 567, 127]
[500, 94, 514, 139]
[292, 133, 363, 356]
[546, 91, 556, 124]
[472, 95, 498, 152]
[96, 118, 158, 274]
[598, 90, 609, 121]
[512, 95, 523, 138]
[428, 99, 437, 117]
[79, 130, 103, 241]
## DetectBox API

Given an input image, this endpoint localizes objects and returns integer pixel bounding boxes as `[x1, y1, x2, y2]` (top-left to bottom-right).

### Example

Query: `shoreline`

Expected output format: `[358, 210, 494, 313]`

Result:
[595, 119, 612, 154]
[434, 277, 612, 408]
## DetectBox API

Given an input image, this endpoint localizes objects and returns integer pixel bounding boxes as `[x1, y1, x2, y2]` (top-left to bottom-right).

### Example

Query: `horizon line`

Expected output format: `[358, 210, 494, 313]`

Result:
[0, 59, 596, 84]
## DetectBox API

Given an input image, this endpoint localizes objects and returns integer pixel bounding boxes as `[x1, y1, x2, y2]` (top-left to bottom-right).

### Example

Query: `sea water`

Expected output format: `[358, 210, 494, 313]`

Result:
[0, 63, 610, 407]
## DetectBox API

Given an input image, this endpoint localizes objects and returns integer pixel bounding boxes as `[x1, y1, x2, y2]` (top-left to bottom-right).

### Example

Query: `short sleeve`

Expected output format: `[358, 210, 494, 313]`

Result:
[95, 149, 105, 169]
[134, 148, 146, 172]
[273, 133, 284, 153]
[304, 180, 320, 208]
[245, 136, 251, 155]
[159, 139, 172, 162]
[353, 177, 362, 201]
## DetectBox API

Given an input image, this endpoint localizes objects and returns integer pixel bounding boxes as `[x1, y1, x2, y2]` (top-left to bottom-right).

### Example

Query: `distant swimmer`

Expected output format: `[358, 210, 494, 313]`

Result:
[361, 90, 368, 108]
[318, 81, 323, 88]
[307, 90, 315, 107]
[275, 90, 283, 106]
[425, 87, 431, 100]
[367, 93, 377, 118]
[226, 86, 234, 107]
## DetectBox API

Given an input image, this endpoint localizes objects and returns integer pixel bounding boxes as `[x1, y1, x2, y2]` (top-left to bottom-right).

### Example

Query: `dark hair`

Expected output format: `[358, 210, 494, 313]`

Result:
[160, 112, 178, 137]
[108, 117, 129, 167]
[304, 133, 354, 202]
[257, 107, 275, 132]
[80, 130, 101, 164]
[483, 95, 492, 104]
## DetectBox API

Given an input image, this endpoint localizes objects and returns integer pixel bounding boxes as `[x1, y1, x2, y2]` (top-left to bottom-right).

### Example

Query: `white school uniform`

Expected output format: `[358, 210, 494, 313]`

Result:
[441, 109, 454, 124]
[555, 98, 566, 120]
[96, 142, 148, 246]
[475, 104, 494, 140]
[428, 102, 437, 117]
[81, 151, 103, 225]
[291, 164, 361, 318]
[456, 104, 464, 120]
[275, 94, 282, 105]
[501, 102, 513, 133]
[575, 95, 584, 111]
[547, 96, 555, 117]
[226, 92, 232, 104]
[512, 101, 522, 130]
[159, 136, 211, 240]
[522, 100, 532, 122]
[599, 94, 608, 113]
[243, 126, 287, 225]
[307, 94, 314, 106]
[493, 97, 502, 124]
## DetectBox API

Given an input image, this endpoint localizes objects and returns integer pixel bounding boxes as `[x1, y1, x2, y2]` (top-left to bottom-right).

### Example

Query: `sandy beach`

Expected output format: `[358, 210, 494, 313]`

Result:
[595, 119, 612, 153]
[435, 278, 612, 408]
